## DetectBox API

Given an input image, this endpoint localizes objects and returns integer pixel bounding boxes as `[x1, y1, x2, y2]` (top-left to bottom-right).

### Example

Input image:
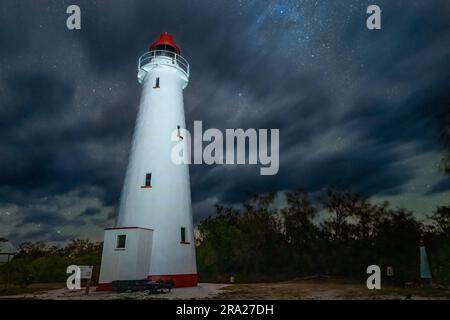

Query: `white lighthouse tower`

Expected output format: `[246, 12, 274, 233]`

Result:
[97, 33, 197, 290]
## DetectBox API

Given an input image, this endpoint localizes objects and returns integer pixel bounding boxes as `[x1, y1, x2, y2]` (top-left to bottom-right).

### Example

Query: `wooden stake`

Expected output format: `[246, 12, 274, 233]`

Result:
[85, 278, 91, 295]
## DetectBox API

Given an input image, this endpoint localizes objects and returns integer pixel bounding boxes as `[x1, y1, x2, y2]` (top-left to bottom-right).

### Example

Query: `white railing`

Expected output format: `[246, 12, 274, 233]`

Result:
[138, 50, 189, 78]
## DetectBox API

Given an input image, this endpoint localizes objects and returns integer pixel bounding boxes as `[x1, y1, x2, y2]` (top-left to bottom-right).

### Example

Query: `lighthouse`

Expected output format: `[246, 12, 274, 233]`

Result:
[97, 33, 197, 290]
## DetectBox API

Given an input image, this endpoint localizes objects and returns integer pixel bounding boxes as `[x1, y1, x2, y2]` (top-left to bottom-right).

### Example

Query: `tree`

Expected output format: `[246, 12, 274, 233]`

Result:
[429, 205, 450, 235]
[321, 187, 361, 242]
[195, 188, 443, 283]
[281, 188, 319, 275]
[371, 208, 422, 283]
[427, 205, 450, 284]
[196, 205, 244, 281]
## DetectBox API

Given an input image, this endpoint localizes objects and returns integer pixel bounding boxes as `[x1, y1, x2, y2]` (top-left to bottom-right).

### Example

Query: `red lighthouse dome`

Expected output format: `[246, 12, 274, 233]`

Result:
[149, 32, 181, 54]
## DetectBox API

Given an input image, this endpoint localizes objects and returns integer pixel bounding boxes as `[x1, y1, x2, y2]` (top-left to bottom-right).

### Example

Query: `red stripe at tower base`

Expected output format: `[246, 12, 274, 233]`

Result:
[96, 274, 198, 291]
[96, 283, 113, 291]
[147, 274, 198, 288]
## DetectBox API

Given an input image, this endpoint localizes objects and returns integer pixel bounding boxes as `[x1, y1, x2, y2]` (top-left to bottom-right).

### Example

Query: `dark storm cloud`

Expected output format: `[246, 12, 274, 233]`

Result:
[18, 210, 66, 227]
[80, 206, 100, 217]
[107, 210, 116, 220]
[0, 0, 449, 242]
[339, 3, 450, 151]
[0, 72, 76, 199]
[17, 226, 77, 243]
[192, 139, 413, 205]
[17, 208, 85, 228]
[426, 178, 450, 196]
[0, 2, 31, 56]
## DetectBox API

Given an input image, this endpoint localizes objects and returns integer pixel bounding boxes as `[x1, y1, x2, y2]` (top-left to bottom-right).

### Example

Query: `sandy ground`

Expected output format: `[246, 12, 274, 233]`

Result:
[0, 283, 228, 300]
[218, 279, 450, 300]
[1, 279, 449, 300]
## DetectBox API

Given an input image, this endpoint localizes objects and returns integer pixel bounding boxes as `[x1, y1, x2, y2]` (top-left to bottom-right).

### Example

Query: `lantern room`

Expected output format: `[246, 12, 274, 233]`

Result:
[149, 32, 181, 54]
[138, 33, 189, 84]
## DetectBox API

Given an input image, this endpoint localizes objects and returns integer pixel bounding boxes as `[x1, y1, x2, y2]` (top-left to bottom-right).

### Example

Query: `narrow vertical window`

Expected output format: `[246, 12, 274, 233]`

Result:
[145, 173, 152, 187]
[116, 235, 126, 249]
[153, 77, 160, 89]
[177, 125, 183, 140]
[180, 227, 186, 243]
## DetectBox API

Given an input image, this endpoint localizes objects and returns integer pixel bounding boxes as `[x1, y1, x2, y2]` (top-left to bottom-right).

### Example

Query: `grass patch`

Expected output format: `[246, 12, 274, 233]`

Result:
[0, 283, 66, 297]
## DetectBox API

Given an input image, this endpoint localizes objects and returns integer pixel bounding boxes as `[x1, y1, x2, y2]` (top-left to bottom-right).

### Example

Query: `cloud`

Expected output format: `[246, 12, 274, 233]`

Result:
[80, 207, 101, 217]
[17, 226, 78, 243]
[17, 208, 84, 228]
[426, 177, 450, 195]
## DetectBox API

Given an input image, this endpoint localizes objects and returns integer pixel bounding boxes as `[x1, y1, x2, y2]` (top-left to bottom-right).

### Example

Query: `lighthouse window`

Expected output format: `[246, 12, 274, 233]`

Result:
[177, 125, 183, 140]
[145, 173, 152, 187]
[153, 44, 176, 55]
[116, 235, 126, 249]
[180, 227, 186, 243]
[154, 77, 160, 89]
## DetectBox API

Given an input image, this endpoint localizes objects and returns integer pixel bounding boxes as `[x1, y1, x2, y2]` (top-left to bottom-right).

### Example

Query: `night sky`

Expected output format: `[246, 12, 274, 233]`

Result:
[0, 0, 449, 245]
